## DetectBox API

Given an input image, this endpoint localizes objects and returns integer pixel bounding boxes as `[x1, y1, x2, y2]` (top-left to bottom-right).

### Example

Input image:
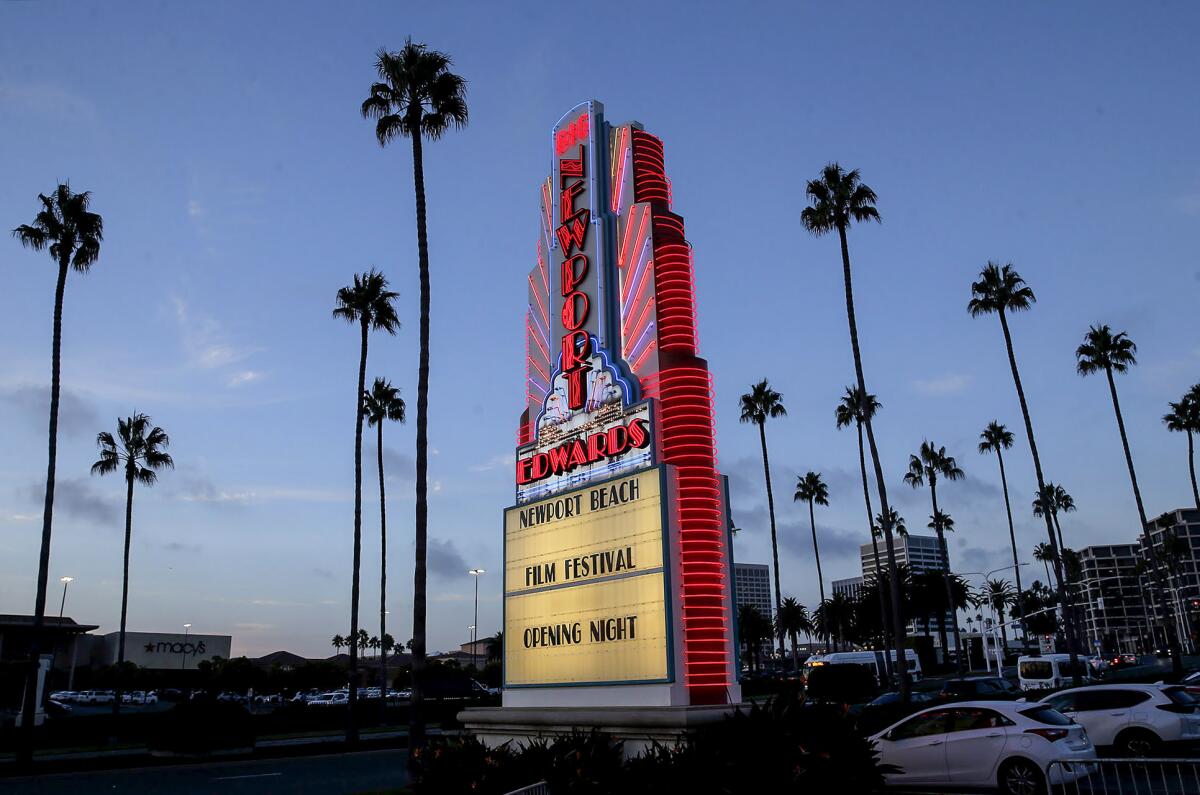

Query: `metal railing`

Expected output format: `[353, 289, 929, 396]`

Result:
[1047, 758, 1200, 794]
[504, 782, 550, 795]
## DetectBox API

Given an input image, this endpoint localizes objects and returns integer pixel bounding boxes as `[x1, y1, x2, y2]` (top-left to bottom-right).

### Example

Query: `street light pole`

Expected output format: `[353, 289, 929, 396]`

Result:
[468, 568, 485, 671]
[181, 624, 191, 671]
[57, 576, 73, 621]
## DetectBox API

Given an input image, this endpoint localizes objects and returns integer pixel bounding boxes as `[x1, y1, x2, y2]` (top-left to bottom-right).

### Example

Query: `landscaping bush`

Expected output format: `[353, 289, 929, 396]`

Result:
[412, 692, 890, 794]
[149, 700, 254, 755]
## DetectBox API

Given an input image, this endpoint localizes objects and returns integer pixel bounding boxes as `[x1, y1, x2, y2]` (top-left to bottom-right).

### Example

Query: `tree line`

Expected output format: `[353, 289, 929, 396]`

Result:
[740, 166, 1200, 700]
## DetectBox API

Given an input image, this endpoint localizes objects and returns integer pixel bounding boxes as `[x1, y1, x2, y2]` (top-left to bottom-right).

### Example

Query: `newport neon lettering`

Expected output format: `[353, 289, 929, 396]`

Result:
[557, 112, 593, 411]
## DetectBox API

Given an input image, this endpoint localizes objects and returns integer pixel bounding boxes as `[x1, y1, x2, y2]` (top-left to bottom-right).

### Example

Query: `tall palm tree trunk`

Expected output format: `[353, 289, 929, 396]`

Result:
[994, 449, 1025, 643]
[837, 226, 908, 699]
[409, 127, 432, 754]
[377, 420, 388, 726]
[347, 320, 369, 744]
[113, 472, 135, 717]
[859, 421, 894, 679]
[19, 255, 70, 762]
[1104, 366, 1181, 674]
[808, 499, 826, 605]
[757, 422, 785, 658]
[1188, 430, 1199, 510]
[929, 482, 961, 672]
[997, 309, 1081, 680]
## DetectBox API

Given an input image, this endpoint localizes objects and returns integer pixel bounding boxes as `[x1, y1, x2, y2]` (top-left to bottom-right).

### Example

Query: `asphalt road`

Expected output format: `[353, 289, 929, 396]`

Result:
[0, 749, 408, 794]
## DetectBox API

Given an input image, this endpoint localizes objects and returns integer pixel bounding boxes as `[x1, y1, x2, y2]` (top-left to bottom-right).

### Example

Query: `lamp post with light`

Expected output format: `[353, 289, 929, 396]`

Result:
[181, 623, 192, 670]
[468, 568, 486, 670]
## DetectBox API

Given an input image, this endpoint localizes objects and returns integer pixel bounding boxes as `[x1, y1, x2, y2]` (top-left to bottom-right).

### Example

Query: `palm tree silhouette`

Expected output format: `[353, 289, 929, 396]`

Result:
[969, 262, 1081, 681]
[776, 597, 810, 672]
[794, 472, 830, 606]
[979, 421, 1025, 641]
[984, 578, 1017, 650]
[739, 379, 788, 657]
[1033, 543, 1055, 587]
[12, 183, 103, 753]
[363, 377, 405, 717]
[1163, 385, 1200, 509]
[333, 270, 400, 742]
[361, 41, 468, 756]
[836, 387, 894, 678]
[1077, 324, 1181, 673]
[1033, 483, 1075, 569]
[332, 634, 346, 655]
[91, 414, 173, 715]
[904, 441, 965, 672]
[802, 164, 910, 699]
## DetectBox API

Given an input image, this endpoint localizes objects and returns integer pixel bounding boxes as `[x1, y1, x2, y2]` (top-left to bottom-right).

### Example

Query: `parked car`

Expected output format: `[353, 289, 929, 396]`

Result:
[871, 701, 1095, 795]
[1038, 684, 1200, 755]
[48, 691, 79, 703]
[932, 676, 1023, 704]
[76, 690, 114, 704]
[308, 692, 349, 706]
[45, 699, 73, 717]
[253, 693, 282, 705]
[122, 691, 158, 705]
[858, 690, 936, 735]
[216, 691, 247, 704]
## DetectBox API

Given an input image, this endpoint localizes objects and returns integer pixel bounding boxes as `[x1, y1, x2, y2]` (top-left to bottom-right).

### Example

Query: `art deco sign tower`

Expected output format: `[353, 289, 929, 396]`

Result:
[500, 100, 740, 711]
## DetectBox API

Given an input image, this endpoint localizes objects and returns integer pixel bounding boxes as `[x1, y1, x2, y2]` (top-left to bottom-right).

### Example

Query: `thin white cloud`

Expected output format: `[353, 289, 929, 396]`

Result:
[227, 370, 263, 387]
[187, 199, 205, 218]
[911, 374, 971, 396]
[469, 453, 516, 473]
[172, 297, 261, 371]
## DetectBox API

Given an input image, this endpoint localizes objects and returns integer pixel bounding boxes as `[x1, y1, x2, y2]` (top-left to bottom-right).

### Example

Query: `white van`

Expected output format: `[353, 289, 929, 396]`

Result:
[803, 649, 922, 684]
[1018, 654, 1091, 690]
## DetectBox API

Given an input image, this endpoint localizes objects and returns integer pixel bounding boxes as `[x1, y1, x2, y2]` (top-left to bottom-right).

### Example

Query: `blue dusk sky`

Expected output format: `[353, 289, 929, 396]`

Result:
[1, 2, 1198, 658]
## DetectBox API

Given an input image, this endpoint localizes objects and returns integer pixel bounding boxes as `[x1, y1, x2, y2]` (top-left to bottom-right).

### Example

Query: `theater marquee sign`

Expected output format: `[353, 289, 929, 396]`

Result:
[505, 100, 738, 707]
[504, 467, 670, 686]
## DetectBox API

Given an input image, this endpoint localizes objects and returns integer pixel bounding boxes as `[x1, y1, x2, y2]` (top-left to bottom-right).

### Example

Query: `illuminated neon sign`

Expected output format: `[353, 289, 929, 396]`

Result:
[556, 115, 593, 411]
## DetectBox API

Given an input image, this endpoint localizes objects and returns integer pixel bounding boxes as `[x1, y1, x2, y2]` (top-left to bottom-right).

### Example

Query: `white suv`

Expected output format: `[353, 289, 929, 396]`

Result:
[872, 700, 1095, 795]
[1039, 684, 1200, 755]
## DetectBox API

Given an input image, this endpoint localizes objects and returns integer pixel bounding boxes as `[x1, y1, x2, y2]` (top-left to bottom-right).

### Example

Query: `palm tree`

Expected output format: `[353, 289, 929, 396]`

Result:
[1033, 483, 1076, 570]
[816, 594, 857, 652]
[1077, 324, 1181, 674]
[333, 270, 400, 742]
[904, 441, 965, 672]
[1033, 543, 1055, 591]
[793, 472, 830, 606]
[978, 421, 1025, 640]
[740, 379, 788, 657]
[485, 632, 503, 665]
[737, 604, 771, 671]
[1163, 386, 1200, 509]
[984, 579, 1017, 650]
[332, 634, 346, 655]
[801, 163, 910, 699]
[969, 262, 1081, 680]
[875, 508, 907, 540]
[363, 377, 405, 716]
[776, 597, 810, 672]
[12, 183, 103, 752]
[91, 414, 173, 714]
[836, 387, 894, 679]
[362, 41, 467, 755]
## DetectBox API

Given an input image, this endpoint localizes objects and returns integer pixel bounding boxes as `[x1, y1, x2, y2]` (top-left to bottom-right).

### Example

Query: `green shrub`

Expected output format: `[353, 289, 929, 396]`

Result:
[412, 692, 889, 794]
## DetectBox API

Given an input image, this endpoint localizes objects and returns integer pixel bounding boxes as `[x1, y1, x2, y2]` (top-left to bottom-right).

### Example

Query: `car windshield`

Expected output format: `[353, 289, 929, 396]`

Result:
[1020, 661, 1053, 679]
[1020, 705, 1073, 726]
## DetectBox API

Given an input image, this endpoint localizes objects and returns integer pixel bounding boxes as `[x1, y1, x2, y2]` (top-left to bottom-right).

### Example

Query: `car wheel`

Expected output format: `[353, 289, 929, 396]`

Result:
[998, 758, 1045, 795]
[1115, 728, 1160, 757]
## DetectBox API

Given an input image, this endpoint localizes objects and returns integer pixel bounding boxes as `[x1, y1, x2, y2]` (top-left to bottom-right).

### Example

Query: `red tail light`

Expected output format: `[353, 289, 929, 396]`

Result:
[1025, 728, 1069, 742]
